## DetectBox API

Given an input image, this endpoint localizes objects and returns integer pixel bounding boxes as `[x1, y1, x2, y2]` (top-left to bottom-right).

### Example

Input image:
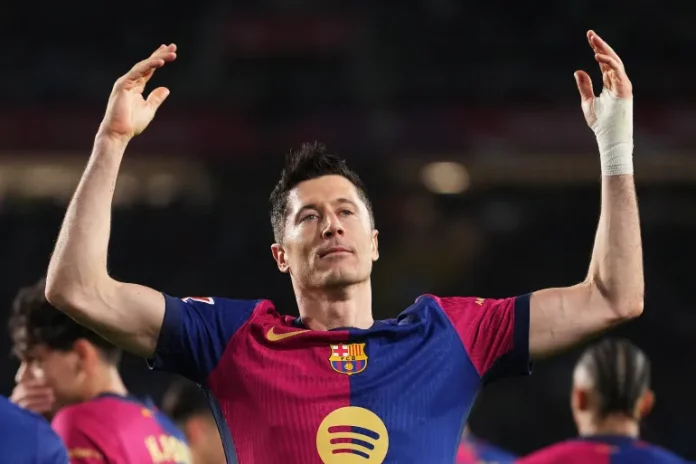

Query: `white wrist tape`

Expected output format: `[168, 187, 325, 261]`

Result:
[591, 89, 634, 176]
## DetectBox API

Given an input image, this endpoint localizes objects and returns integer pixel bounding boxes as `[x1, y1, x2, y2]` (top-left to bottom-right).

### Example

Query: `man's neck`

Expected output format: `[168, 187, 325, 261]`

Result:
[578, 415, 640, 439]
[295, 280, 374, 331]
[82, 365, 128, 401]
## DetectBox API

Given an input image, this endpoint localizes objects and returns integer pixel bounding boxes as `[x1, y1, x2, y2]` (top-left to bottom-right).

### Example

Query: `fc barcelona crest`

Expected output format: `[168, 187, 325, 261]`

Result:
[329, 343, 368, 375]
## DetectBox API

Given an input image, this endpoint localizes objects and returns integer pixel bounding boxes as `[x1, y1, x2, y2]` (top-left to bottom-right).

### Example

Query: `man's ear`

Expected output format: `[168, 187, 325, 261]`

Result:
[371, 229, 379, 262]
[271, 244, 290, 273]
[72, 339, 98, 373]
[572, 387, 592, 413]
[637, 389, 655, 420]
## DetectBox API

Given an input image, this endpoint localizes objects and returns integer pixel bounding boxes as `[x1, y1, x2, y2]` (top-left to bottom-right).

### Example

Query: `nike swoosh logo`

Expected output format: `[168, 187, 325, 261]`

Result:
[266, 326, 310, 342]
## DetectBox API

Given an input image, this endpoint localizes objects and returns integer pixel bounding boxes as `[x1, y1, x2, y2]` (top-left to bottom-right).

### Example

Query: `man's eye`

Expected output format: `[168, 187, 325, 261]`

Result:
[340, 210, 354, 216]
[301, 214, 318, 222]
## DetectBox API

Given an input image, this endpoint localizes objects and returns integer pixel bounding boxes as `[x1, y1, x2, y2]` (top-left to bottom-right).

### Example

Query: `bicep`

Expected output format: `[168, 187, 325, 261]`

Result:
[529, 282, 622, 358]
[61, 279, 166, 358]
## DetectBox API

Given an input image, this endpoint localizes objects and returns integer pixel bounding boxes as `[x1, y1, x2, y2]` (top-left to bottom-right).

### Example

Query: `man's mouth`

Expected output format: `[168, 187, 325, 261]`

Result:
[319, 246, 352, 258]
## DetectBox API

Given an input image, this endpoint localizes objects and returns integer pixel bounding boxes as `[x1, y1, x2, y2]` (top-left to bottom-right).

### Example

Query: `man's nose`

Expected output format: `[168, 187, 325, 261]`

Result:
[321, 214, 345, 239]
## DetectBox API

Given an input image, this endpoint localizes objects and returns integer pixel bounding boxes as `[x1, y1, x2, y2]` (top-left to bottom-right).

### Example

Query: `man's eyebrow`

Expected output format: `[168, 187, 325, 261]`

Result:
[294, 198, 359, 220]
[334, 198, 358, 208]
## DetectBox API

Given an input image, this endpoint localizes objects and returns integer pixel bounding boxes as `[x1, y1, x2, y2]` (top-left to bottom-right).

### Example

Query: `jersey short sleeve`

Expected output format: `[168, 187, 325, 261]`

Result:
[147, 295, 261, 384]
[430, 293, 532, 383]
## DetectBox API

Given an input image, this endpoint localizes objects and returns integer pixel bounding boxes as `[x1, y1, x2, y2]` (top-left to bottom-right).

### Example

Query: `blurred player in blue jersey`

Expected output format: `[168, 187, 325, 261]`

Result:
[457, 425, 516, 463]
[45, 31, 644, 463]
[518, 338, 687, 463]
[9, 279, 191, 464]
[0, 394, 68, 463]
[162, 379, 226, 464]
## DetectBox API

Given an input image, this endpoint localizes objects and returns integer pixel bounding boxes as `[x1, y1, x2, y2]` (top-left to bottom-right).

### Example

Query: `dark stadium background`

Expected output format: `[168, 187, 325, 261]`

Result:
[0, 1, 695, 460]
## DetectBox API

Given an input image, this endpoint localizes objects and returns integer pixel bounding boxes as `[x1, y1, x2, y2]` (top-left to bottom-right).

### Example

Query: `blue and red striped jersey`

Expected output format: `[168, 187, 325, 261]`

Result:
[51, 393, 191, 463]
[148, 293, 532, 463]
[517, 435, 687, 464]
[0, 395, 68, 464]
[457, 435, 516, 463]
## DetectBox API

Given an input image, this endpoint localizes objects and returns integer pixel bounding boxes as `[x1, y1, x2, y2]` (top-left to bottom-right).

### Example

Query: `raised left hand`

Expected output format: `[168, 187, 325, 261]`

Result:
[574, 30, 633, 128]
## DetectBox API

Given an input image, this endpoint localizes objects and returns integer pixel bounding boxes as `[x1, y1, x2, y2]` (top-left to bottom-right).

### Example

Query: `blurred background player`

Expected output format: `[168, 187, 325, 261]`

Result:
[517, 338, 687, 463]
[162, 379, 226, 464]
[8, 278, 191, 464]
[456, 424, 516, 463]
[0, 394, 68, 463]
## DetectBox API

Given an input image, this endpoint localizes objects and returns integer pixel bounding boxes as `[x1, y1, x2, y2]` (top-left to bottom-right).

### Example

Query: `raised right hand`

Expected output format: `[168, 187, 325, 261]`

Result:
[98, 44, 177, 142]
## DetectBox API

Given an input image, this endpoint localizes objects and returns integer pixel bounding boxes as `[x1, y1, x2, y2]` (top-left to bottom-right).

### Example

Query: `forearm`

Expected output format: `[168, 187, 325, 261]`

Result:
[529, 178, 642, 358]
[46, 134, 127, 301]
[585, 175, 643, 314]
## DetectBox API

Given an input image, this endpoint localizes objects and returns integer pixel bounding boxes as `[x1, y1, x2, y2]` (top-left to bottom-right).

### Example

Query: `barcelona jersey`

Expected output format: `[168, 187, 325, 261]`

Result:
[148, 293, 532, 463]
[51, 393, 191, 463]
[517, 435, 687, 464]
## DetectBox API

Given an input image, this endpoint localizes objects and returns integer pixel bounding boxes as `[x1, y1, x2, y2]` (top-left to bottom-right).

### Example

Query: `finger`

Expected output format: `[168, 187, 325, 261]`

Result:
[574, 70, 594, 101]
[602, 69, 611, 91]
[120, 49, 177, 87]
[595, 53, 624, 75]
[15, 394, 53, 406]
[150, 45, 177, 62]
[116, 59, 165, 92]
[13, 394, 54, 409]
[586, 32, 611, 76]
[12, 388, 54, 402]
[586, 30, 598, 53]
[146, 87, 171, 111]
[16, 379, 49, 388]
[130, 58, 167, 80]
[150, 44, 167, 57]
[16, 399, 54, 413]
[588, 30, 623, 66]
[150, 43, 177, 57]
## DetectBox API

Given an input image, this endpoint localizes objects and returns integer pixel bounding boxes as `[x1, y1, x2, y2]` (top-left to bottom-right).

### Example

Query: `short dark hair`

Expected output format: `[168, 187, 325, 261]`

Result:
[269, 142, 374, 242]
[577, 338, 651, 419]
[161, 379, 211, 423]
[8, 278, 121, 364]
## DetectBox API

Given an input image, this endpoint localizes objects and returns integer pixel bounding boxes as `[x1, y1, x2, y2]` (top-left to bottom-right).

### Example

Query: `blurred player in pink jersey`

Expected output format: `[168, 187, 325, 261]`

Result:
[9, 278, 191, 464]
[518, 338, 687, 464]
[162, 379, 226, 464]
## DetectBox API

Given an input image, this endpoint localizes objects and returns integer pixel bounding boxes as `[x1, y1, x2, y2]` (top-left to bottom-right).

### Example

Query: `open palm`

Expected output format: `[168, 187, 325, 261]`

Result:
[99, 44, 177, 141]
[574, 31, 632, 128]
